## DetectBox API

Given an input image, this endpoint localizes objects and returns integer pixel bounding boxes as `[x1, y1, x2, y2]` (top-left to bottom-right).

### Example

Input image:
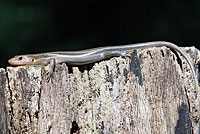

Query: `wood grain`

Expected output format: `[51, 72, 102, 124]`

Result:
[1, 46, 199, 134]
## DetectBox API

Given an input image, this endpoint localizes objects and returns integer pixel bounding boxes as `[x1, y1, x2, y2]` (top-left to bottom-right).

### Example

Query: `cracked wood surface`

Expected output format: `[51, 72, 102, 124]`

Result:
[0, 46, 199, 134]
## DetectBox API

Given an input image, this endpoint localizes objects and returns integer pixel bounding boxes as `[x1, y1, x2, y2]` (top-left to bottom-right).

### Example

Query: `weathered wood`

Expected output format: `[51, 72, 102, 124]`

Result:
[0, 69, 9, 134]
[0, 46, 199, 134]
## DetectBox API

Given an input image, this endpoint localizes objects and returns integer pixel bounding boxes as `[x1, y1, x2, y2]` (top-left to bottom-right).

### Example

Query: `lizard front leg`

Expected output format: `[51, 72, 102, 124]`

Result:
[47, 58, 56, 81]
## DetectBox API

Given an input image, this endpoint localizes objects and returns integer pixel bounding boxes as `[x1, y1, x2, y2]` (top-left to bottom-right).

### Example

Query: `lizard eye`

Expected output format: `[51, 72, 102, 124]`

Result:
[18, 57, 22, 60]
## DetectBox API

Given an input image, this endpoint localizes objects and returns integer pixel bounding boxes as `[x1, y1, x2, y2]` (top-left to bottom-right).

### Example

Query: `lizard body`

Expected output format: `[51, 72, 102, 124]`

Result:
[8, 41, 198, 89]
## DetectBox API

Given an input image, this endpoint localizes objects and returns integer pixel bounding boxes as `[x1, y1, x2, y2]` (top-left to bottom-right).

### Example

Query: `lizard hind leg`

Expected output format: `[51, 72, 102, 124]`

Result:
[120, 51, 132, 58]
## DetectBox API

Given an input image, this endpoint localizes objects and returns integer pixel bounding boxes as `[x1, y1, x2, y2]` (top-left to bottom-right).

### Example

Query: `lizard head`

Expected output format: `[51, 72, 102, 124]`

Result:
[8, 55, 38, 66]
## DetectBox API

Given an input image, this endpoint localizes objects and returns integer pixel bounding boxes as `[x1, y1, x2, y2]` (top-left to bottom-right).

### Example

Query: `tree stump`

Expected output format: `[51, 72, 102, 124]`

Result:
[0, 46, 199, 134]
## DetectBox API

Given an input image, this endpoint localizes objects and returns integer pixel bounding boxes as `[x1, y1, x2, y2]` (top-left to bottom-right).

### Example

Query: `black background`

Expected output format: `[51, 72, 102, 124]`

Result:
[1, 0, 200, 68]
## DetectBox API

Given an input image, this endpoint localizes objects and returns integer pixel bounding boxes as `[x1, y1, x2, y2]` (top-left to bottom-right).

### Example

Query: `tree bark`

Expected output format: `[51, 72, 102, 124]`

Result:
[0, 46, 199, 134]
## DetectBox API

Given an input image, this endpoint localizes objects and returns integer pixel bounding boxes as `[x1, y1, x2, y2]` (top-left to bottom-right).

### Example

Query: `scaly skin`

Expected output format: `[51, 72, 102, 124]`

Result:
[8, 41, 198, 89]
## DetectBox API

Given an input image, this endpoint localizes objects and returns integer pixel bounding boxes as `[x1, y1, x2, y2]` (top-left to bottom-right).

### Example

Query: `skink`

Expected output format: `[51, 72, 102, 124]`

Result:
[8, 41, 198, 89]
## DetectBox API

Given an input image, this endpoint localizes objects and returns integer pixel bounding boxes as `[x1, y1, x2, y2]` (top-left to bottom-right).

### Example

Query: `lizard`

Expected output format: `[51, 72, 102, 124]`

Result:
[8, 41, 198, 89]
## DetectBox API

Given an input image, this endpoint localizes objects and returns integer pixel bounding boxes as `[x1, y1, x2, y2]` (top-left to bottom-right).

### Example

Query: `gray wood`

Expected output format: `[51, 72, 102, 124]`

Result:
[0, 69, 9, 134]
[1, 46, 199, 134]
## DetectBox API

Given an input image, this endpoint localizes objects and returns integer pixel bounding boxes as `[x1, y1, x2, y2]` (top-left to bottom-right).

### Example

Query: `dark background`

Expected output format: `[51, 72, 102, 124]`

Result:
[1, 0, 200, 68]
